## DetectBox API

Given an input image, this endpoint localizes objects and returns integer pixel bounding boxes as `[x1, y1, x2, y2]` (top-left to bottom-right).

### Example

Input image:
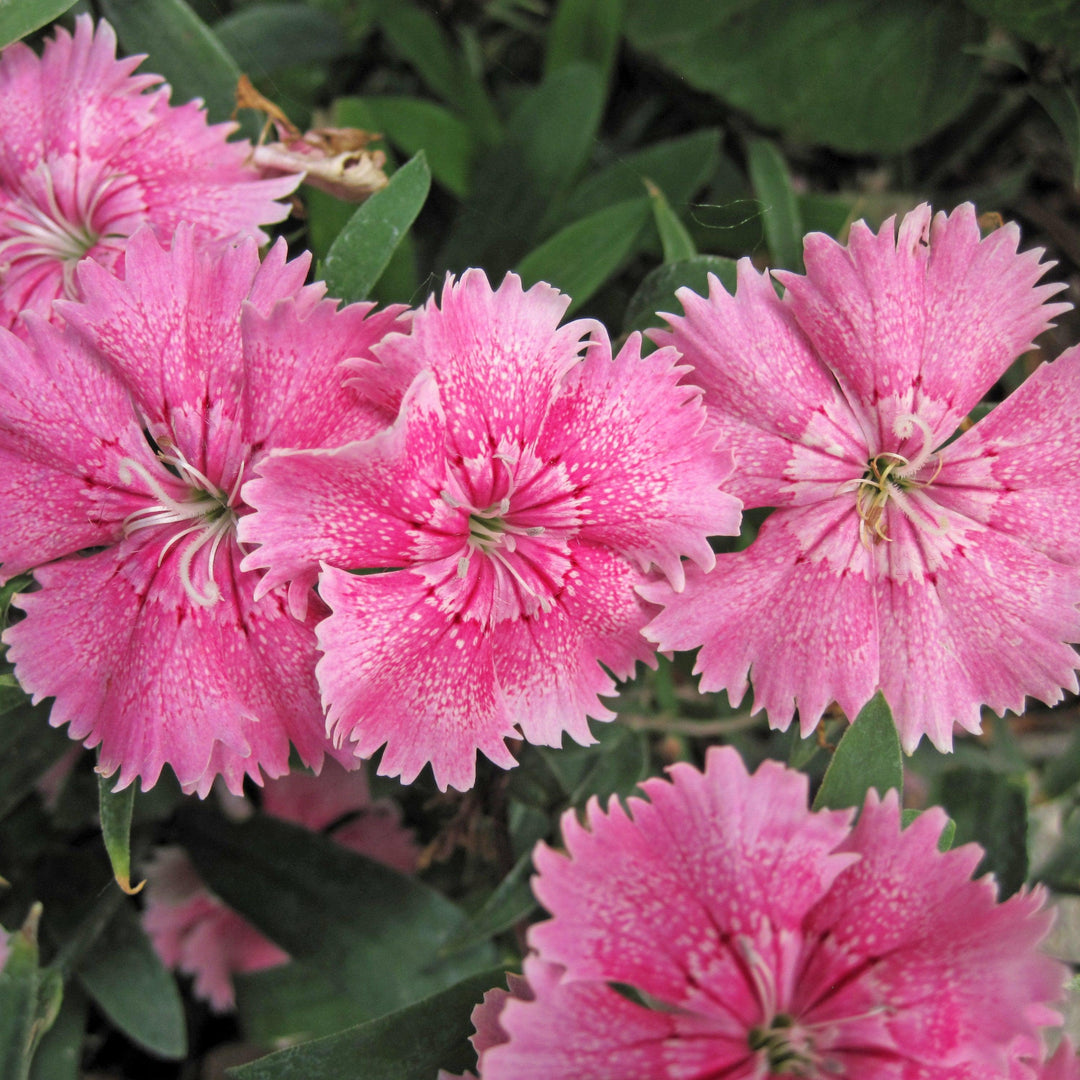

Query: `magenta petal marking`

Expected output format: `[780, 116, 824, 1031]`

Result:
[317, 564, 519, 791]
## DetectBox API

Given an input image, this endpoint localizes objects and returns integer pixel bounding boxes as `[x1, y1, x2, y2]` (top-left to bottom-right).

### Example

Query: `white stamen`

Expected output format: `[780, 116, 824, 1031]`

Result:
[892, 413, 937, 477]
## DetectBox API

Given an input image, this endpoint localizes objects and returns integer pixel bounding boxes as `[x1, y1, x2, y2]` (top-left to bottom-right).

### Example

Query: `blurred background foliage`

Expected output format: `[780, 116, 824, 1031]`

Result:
[5, 0, 1080, 1077]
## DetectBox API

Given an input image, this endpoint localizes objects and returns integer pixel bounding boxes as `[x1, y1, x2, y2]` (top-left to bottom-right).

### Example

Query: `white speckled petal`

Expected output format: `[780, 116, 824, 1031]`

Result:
[536, 334, 740, 589]
[493, 542, 657, 748]
[642, 500, 879, 733]
[3, 545, 329, 796]
[806, 792, 1062, 1077]
[778, 204, 1070, 446]
[876, 519, 1080, 753]
[933, 345, 1080, 566]
[316, 564, 520, 791]
[530, 750, 856, 1013]
[239, 372, 449, 597]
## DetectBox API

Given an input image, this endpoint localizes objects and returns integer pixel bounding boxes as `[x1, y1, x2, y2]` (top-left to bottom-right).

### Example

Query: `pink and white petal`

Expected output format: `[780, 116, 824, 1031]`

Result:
[372, 270, 591, 456]
[0, 317, 152, 576]
[536, 335, 740, 588]
[933, 346, 1080, 566]
[493, 543, 657, 749]
[780, 205, 1068, 444]
[316, 564, 520, 791]
[4, 545, 328, 795]
[239, 373, 449, 596]
[530, 749, 855, 1018]
[876, 520, 1080, 752]
[61, 227, 258, 427]
[650, 260, 866, 473]
[482, 957, 748, 1080]
[642, 502, 879, 733]
[808, 792, 1064, 1075]
[240, 289, 408, 452]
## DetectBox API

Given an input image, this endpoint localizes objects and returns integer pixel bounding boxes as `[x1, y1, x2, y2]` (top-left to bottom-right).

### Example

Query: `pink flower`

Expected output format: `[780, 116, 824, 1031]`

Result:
[239, 269, 741, 790]
[643, 203, 1080, 751]
[0, 226, 406, 794]
[142, 762, 419, 1011]
[472, 746, 1064, 1079]
[0, 17, 296, 331]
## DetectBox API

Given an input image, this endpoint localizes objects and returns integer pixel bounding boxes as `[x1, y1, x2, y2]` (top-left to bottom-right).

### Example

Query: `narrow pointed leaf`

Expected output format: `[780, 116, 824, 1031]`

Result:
[812, 693, 903, 811]
[322, 152, 430, 304]
[440, 851, 537, 956]
[746, 137, 804, 271]
[647, 180, 697, 262]
[622, 254, 738, 334]
[517, 196, 651, 313]
[213, 4, 349, 74]
[97, 777, 142, 895]
[0, 906, 61, 1080]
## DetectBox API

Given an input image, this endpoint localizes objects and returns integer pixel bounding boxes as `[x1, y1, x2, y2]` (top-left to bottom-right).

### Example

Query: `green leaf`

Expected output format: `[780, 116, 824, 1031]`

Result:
[812, 693, 903, 812]
[562, 130, 721, 224]
[900, 808, 956, 851]
[1041, 727, 1080, 798]
[213, 3, 350, 74]
[939, 768, 1028, 897]
[75, 901, 186, 1059]
[622, 254, 738, 335]
[176, 805, 495, 1042]
[746, 138, 804, 272]
[0, 699, 77, 822]
[377, 2, 501, 145]
[0, 906, 62, 1080]
[28, 984, 85, 1080]
[0, 0, 77, 49]
[625, 0, 984, 154]
[1035, 807, 1080, 893]
[517, 196, 651, 313]
[230, 968, 507, 1080]
[440, 850, 538, 956]
[97, 777, 142, 896]
[546, 0, 625, 87]
[322, 152, 430, 304]
[337, 96, 476, 198]
[99, 0, 246, 128]
[647, 181, 697, 262]
[440, 63, 605, 271]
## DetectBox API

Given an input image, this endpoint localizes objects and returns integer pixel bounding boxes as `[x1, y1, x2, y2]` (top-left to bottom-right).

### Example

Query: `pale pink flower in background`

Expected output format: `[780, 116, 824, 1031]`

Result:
[0, 16, 296, 331]
[239, 269, 741, 790]
[142, 762, 419, 1010]
[0, 226, 406, 794]
[471, 746, 1063, 1079]
[644, 203, 1080, 751]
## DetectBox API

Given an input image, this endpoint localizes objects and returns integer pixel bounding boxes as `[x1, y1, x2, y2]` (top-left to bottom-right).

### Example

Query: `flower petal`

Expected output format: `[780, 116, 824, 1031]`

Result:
[4, 546, 329, 795]
[642, 501, 879, 733]
[779, 204, 1069, 445]
[493, 542, 657, 748]
[537, 333, 740, 589]
[316, 564, 520, 791]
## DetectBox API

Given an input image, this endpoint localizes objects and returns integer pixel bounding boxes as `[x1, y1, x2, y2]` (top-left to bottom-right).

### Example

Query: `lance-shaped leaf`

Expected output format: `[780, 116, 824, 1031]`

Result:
[97, 777, 143, 895]
[0, 0, 78, 49]
[747, 137, 804, 272]
[322, 152, 430, 304]
[813, 693, 903, 812]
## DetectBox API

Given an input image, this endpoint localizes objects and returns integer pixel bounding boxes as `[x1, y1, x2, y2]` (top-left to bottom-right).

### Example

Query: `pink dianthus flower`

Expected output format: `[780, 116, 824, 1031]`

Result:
[0, 16, 296, 330]
[239, 269, 741, 790]
[0, 226, 406, 794]
[471, 746, 1064, 1079]
[142, 762, 419, 1011]
[644, 203, 1080, 751]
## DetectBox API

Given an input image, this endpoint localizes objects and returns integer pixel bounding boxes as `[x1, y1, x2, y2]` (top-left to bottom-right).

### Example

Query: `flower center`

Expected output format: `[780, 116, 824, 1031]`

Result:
[0, 165, 106, 297]
[748, 1014, 817, 1076]
[844, 413, 945, 546]
[119, 448, 243, 608]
